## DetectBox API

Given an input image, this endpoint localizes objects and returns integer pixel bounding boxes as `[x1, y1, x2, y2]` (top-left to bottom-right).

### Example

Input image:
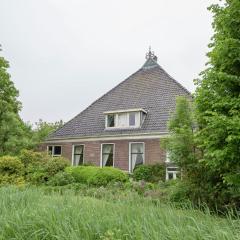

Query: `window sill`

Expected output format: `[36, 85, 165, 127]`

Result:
[105, 126, 141, 130]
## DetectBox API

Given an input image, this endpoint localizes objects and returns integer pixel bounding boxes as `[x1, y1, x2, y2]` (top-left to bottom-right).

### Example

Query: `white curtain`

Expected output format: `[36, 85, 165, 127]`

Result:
[131, 143, 143, 171]
[118, 113, 127, 127]
[74, 146, 83, 165]
[102, 144, 113, 166]
[74, 155, 80, 165]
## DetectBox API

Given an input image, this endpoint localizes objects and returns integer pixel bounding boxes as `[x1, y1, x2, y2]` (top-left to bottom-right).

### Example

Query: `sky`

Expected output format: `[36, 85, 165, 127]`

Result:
[0, 0, 218, 124]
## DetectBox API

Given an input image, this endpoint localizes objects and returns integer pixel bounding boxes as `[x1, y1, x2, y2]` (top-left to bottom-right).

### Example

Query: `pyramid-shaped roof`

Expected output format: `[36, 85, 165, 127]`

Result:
[48, 50, 191, 140]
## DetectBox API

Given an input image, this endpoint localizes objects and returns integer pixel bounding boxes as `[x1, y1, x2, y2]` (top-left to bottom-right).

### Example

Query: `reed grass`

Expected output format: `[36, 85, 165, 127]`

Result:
[0, 186, 239, 240]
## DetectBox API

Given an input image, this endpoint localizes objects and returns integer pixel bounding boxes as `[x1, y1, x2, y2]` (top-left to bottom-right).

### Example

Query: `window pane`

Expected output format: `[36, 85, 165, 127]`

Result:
[53, 146, 61, 155]
[118, 113, 127, 127]
[102, 144, 114, 167]
[107, 114, 115, 127]
[131, 143, 144, 171]
[74, 145, 84, 154]
[167, 167, 178, 171]
[129, 112, 136, 126]
[73, 154, 83, 166]
[104, 154, 113, 166]
[168, 173, 174, 180]
[102, 144, 113, 154]
[131, 143, 143, 154]
[48, 146, 53, 155]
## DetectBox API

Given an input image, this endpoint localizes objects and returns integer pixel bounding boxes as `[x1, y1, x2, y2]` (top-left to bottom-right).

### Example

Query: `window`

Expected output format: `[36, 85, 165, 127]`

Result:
[47, 146, 62, 157]
[107, 114, 115, 127]
[118, 113, 128, 127]
[72, 145, 84, 166]
[129, 112, 136, 126]
[101, 144, 114, 167]
[130, 143, 144, 172]
[166, 167, 179, 180]
[105, 111, 143, 129]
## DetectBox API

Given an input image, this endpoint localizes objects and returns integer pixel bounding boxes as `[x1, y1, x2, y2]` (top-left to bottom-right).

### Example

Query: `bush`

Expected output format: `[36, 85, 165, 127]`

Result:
[0, 156, 24, 175]
[133, 164, 165, 183]
[26, 157, 70, 184]
[18, 150, 70, 184]
[89, 167, 128, 186]
[48, 172, 75, 186]
[44, 157, 70, 177]
[0, 175, 25, 186]
[19, 149, 49, 167]
[0, 156, 25, 186]
[66, 166, 128, 186]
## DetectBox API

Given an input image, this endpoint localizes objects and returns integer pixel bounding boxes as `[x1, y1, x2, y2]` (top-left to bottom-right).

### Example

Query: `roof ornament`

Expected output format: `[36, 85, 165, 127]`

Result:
[145, 46, 158, 62]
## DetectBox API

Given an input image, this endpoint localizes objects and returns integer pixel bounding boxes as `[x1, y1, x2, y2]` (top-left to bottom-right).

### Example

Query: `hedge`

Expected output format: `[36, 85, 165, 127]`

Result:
[65, 166, 128, 186]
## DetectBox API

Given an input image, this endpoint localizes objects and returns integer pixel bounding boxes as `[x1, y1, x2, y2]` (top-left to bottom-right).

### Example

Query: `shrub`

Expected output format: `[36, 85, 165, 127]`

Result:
[48, 172, 75, 186]
[26, 157, 70, 184]
[44, 157, 70, 177]
[0, 156, 25, 186]
[89, 167, 128, 186]
[18, 149, 49, 167]
[66, 166, 128, 186]
[0, 156, 24, 175]
[18, 150, 70, 184]
[133, 164, 165, 183]
[0, 175, 25, 186]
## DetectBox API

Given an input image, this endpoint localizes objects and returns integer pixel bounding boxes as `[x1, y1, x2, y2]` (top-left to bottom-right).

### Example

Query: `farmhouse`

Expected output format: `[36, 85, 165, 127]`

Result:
[41, 49, 191, 179]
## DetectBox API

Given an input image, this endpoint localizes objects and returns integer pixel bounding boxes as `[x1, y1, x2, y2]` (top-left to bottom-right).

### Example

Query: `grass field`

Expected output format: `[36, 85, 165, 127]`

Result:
[0, 186, 239, 240]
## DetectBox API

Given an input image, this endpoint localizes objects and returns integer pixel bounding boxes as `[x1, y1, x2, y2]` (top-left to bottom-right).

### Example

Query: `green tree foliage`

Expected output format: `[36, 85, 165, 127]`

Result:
[194, 0, 240, 209]
[30, 119, 64, 148]
[0, 46, 31, 155]
[166, 97, 196, 173]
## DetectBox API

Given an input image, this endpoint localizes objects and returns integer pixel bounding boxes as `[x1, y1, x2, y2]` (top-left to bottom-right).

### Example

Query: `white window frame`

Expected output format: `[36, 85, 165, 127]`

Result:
[72, 144, 85, 166]
[100, 143, 115, 167]
[129, 142, 145, 173]
[47, 145, 62, 157]
[166, 167, 179, 181]
[105, 112, 141, 129]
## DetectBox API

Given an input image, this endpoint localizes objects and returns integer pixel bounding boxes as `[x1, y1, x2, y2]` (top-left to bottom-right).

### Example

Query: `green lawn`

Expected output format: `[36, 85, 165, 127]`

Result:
[0, 187, 239, 240]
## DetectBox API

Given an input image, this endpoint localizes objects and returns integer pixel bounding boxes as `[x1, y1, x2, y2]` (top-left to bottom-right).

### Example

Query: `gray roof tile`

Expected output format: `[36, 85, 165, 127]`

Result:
[48, 56, 191, 140]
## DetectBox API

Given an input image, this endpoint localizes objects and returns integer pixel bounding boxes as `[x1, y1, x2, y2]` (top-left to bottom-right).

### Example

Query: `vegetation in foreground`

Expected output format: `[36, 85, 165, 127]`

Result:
[0, 186, 239, 240]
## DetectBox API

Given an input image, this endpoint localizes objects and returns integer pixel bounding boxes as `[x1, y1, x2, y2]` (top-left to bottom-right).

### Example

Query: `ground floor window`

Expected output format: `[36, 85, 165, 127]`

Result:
[101, 144, 114, 167]
[72, 145, 84, 166]
[130, 142, 144, 172]
[166, 167, 179, 180]
[47, 145, 62, 157]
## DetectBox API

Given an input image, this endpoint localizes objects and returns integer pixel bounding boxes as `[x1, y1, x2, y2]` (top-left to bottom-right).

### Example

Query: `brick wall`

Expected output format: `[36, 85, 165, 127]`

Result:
[41, 138, 166, 171]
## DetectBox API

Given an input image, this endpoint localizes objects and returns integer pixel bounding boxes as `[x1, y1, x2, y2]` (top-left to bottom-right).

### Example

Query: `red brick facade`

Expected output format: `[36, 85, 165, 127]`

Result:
[41, 138, 166, 172]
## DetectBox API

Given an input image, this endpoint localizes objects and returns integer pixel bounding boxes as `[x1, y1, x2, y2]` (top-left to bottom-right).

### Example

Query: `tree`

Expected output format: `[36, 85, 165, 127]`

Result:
[30, 119, 64, 148]
[0, 46, 30, 155]
[194, 0, 240, 209]
[166, 96, 196, 177]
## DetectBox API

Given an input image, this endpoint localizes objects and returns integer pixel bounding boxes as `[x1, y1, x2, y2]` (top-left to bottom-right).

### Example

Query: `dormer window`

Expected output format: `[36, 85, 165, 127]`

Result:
[104, 109, 146, 129]
[129, 112, 136, 126]
[107, 114, 115, 127]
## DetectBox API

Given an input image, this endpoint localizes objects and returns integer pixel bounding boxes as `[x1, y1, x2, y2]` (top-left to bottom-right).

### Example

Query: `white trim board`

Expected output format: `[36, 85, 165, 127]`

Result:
[45, 133, 169, 143]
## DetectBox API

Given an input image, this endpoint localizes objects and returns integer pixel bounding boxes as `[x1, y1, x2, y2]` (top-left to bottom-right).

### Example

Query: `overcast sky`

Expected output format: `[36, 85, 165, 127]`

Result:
[1, 0, 218, 124]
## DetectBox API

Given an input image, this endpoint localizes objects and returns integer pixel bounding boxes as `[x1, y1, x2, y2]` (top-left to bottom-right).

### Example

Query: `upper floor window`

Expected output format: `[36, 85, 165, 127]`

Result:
[107, 114, 115, 127]
[47, 145, 62, 157]
[105, 109, 146, 129]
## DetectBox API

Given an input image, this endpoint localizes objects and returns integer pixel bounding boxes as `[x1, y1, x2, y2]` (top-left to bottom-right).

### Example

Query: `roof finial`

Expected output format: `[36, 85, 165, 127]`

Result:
[145, 46, 157, 62]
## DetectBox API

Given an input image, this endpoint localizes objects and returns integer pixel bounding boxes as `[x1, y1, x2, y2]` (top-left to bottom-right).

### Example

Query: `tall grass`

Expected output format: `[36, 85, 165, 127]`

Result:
[0, 186, 239, 240]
